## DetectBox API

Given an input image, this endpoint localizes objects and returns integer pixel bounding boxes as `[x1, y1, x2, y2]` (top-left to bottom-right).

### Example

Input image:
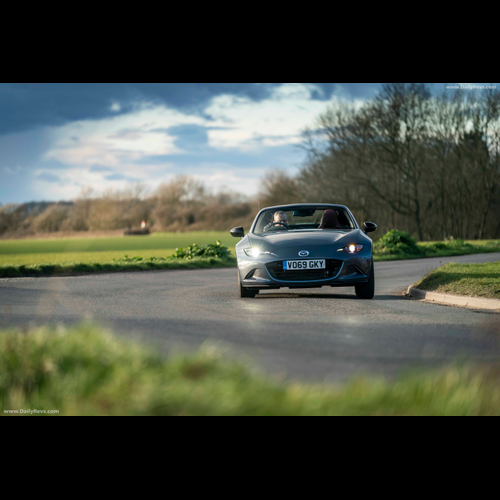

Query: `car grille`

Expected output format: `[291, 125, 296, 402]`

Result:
[266, 260, 343, 282]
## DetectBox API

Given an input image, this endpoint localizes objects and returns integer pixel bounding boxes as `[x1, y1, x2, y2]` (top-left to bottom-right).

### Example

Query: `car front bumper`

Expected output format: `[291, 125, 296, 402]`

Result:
[237, 248, 373, 289]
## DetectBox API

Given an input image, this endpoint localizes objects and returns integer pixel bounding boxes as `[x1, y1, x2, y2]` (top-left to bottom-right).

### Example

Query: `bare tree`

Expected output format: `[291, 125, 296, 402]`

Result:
[296, 84, 500, 240]
[259, 170, 302, 207]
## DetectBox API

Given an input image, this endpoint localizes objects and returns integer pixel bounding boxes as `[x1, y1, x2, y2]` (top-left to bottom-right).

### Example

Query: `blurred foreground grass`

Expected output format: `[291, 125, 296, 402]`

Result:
[415, 262, 500, 299]
[2, 324, 500, 416]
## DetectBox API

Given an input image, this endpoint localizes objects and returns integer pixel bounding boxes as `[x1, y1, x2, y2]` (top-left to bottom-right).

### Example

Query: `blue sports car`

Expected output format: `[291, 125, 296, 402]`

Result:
[230, 204, 377, 299]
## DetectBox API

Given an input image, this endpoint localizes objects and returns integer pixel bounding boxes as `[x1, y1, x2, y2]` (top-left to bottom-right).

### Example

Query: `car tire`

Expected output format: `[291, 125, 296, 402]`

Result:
[239, 273, 256, 298]
[355, 259, 375, 299]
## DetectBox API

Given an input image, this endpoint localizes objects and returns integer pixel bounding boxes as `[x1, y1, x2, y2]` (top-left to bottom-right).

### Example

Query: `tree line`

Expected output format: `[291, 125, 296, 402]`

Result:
[261, 83, 500, 240]
[0, 178, 257, 237]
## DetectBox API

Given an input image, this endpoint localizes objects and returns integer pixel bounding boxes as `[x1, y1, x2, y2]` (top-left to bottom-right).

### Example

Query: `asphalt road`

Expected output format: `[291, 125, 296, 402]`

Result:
[1, 253, 499, 382]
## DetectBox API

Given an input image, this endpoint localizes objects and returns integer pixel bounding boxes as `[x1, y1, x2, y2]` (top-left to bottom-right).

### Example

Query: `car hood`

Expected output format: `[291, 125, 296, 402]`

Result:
[248, 230, 361, 257]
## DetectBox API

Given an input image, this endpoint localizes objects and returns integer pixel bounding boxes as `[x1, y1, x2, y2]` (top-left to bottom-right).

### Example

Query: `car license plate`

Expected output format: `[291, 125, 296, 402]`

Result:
[283, 260, 326, 270]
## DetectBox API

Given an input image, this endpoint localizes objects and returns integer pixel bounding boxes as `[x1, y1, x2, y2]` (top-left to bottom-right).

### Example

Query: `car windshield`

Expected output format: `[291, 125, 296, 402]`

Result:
[253, 207, 356, 235]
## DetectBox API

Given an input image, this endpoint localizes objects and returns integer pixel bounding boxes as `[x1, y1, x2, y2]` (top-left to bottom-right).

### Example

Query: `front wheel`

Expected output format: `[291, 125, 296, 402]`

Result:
[239, 273, 257, 298]
[355, 259, 375, 299]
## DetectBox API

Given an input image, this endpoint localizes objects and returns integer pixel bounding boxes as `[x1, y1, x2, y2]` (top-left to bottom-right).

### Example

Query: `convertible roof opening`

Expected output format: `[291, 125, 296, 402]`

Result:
[253, 205, 356, 235]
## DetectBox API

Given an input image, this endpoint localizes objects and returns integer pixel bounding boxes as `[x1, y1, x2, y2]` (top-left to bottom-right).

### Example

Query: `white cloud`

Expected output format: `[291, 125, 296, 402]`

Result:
[34, 84, 361, 199]
[191, 166, 269, 196]
[110, 101, 121, 112]
[204, 83, 342, 151]
[5, 166, 22, 175]
[44, 83, 343, 168]
[44, 103, 206, 168]
[32, 165, 164, 200]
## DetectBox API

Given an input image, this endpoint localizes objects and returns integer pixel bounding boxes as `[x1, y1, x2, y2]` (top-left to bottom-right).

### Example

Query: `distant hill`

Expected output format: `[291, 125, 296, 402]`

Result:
[0, 201, 75, 237]
[21, 201, 74, 216]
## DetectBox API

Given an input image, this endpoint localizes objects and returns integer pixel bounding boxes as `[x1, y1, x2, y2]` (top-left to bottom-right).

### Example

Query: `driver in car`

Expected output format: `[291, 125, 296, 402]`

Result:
[264, 211, 289, 232]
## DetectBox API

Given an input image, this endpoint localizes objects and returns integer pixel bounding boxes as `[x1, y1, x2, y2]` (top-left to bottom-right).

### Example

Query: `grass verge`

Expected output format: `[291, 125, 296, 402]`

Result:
[374, 232, 500, 261]
[0, 257, 236, 278]
[414, 262, 500, 299]
[2, 324, 500, 416]
[374, 244, 500, 261]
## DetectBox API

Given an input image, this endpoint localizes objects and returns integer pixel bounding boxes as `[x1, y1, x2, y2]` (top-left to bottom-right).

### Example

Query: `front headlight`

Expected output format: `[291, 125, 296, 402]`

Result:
[244, 248, 276, 258]
[244, 248, 262, 258]
[337, 244, 364, 253]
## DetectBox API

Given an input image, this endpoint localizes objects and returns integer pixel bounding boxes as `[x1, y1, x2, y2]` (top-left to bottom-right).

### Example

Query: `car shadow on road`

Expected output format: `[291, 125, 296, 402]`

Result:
[256, 293, 403, 301]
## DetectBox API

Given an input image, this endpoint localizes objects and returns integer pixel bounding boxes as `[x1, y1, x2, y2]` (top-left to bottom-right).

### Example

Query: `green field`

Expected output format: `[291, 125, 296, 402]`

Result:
[3, 324, 500, 416]
[0, 232, 235, 265]
[0, 232, 499, 277]
[415, 262, 500, 299]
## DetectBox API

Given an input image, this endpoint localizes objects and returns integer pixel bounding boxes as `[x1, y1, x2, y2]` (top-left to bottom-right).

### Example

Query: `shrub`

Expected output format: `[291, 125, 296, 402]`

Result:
[111, 241, 232, 264]
[374, 230, 422, 256]
[444, 236, 473, 249]
[169, 240, 231, 260]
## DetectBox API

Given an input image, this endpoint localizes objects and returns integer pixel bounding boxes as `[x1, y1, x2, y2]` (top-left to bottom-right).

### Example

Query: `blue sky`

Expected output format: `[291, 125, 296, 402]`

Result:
[0, 83, 495, 204]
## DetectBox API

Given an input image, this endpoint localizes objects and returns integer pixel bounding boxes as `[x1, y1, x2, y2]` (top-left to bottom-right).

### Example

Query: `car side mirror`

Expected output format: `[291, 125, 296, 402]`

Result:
[363, 222, 377, 234]
[230, 226, 245, 238]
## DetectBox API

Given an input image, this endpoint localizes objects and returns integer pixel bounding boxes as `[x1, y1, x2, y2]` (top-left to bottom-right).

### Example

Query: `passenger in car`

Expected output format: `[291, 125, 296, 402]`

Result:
[318, 209, 341, 229]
